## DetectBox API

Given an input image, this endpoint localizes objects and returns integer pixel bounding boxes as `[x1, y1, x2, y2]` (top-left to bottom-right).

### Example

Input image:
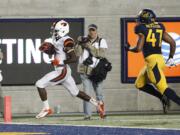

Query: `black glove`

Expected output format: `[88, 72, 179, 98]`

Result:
[124, 42, 131, 51]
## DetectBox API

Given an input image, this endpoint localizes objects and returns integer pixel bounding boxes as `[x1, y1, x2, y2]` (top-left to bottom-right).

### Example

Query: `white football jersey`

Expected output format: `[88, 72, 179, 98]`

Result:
[44, 35, 73, 65]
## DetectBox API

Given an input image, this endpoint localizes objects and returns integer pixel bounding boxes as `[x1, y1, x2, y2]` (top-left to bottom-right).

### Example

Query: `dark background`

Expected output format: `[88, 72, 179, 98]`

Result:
[0, 18, 84, 85]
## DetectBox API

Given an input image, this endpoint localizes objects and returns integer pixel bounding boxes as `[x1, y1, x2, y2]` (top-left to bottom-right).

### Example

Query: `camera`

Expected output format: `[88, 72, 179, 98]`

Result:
[83, 56, 93, 66]
[78, 36, 90, 44]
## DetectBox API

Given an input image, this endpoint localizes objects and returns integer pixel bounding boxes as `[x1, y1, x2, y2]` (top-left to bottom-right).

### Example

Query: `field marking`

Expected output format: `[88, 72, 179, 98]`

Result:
[105, 118, 180, 122]
[1, 121, 180, 131]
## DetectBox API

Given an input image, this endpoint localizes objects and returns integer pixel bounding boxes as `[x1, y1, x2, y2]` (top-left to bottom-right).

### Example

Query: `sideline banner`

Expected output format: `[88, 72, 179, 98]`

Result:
[0, 18, 84, 85]
[121, 17, 180, 83]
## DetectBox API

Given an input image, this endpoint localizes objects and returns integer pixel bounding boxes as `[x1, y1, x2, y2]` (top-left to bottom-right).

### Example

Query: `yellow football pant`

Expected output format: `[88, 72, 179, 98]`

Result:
[135, 54, 168, 94]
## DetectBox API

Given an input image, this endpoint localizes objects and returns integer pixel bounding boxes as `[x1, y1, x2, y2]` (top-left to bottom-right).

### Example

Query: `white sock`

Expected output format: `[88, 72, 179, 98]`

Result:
[43, 100, 49, 109]
[89, 98, 98, 106]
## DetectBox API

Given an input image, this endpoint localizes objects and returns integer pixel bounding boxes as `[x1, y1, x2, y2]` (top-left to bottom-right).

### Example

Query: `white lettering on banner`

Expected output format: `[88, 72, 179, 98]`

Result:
[0, 38, 52, 64]
[18, 39, 24, 64]
[0, 40, 1, 64]
[2, 39, 16, 64]
[26, 39, 41, 64]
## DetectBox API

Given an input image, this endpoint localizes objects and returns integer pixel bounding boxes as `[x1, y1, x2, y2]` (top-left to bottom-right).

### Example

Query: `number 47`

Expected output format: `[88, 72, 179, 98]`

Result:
[146, 29, 163, 47]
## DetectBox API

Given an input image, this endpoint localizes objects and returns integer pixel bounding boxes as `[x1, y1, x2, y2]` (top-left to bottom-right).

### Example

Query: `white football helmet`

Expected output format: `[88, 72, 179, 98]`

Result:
[51, 20, 69, 40]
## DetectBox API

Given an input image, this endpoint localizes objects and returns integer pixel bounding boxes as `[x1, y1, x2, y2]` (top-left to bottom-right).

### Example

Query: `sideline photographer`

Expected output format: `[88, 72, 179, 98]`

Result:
[75, 24, 111, 120]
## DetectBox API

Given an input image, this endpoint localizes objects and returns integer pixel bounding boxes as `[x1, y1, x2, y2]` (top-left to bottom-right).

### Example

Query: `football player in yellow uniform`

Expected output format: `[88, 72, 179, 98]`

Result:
[125, 9, 179, 113]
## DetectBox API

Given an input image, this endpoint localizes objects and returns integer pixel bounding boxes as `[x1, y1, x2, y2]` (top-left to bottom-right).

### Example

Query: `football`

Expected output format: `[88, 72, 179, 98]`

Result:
[39, 42, 56, 55]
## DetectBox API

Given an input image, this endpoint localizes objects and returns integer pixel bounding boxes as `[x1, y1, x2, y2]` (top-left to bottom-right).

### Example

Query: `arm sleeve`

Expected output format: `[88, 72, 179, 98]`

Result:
[63, 38, 75, 53]
[134, 24, 145, 35]
[159, 23, 166, 32]
[63, 38, 77, 64]
[64, 38, 74, 47]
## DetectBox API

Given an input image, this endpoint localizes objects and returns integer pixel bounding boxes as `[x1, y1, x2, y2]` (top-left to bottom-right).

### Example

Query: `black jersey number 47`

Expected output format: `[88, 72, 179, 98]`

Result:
[146, 29, 163, 47]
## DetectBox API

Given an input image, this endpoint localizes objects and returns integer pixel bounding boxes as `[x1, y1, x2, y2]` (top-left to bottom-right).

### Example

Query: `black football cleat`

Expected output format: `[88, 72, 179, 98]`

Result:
[161, 95, 170, 114]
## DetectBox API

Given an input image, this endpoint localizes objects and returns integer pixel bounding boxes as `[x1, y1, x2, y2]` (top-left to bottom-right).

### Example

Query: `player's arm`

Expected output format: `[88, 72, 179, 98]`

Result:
[162, 32, 176, 59]
[126, 33, 145, 53]
[63, 39, 78, 64]
[64, 47, 78, 64]
[39, 42, 55, 58]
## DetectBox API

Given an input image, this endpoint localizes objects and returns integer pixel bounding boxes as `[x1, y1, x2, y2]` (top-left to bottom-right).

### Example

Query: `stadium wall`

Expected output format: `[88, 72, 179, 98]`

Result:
[0, 0, 180, 114]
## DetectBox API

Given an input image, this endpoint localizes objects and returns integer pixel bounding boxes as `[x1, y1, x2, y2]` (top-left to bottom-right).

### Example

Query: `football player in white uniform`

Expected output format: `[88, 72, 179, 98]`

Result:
[35, 20, 104, 119]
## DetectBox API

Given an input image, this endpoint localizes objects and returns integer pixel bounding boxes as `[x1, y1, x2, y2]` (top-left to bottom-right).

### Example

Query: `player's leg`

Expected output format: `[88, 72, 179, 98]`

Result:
[150, 62, 180, 105]
[36, 87, 50, 113]
[62, 72, 105, 118]
[35, 79, 52, 118]
[149, 67, 180, 106]
[135, 66, 163, 99]
[146, 56, 171, 113]
[146, 55, 171, 106]
[136, 65, 169, 113]
[35, 67, 67, 118]
[163, 88, 180, 105]
[139, 84, 163, 100]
